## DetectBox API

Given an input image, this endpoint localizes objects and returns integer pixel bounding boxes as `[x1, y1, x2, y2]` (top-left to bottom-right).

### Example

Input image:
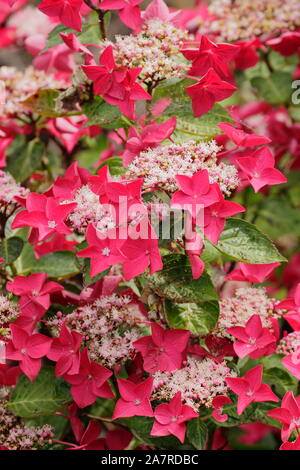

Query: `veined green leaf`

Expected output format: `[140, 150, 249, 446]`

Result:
[213, 218, 286, 263]
[142, 254, 218, 303]
[164, 299, 219, 335]
[7, 367, 71, 418]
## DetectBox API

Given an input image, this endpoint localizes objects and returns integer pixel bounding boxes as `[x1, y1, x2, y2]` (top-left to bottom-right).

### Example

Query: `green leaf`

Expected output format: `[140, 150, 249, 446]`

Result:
[164, 299, 219, 335]
[248, 403, 282, 429]
[13, 242, 36, 275]
[153, 77, 194, 100]
[201, 242, 221, 264]
[263, 367, 298, 396]
[214, 218, 286, 263]
[173, 106, 232, 141]
[83, 261, 110, 286]
[142, 254, 218, 303]
[6, 138, 45, 182]
[244, 61, 270, 79]
[14, 244, 80, 279]
[268, 50, 298, 73]
[166, 103, 233, 141]
[43, 24, 75, 51]
[30, 250, 80, 278]
[261, 354, 298, 395]
[83, 96, 130, 129]
[89, 397, 116, 419]
[186, 418, 208, 450]
[0, 237, 24, 264]
[255, 199, 300, 238]
[76, 134, 108, 169]
[7, 367, 71, 418]
[98, 157, 125, 176]
[22, 89, 57, 117]
[251, 72, 292, 105]
[4, 213, 29, 240]
[287, 170, 300, 206]
[78, 21, 100, 44]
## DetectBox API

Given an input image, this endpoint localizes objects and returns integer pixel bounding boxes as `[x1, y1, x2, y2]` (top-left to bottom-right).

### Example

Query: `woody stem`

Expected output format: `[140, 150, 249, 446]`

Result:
[99, 11, 107, 40]
[83, 0, 107, 39]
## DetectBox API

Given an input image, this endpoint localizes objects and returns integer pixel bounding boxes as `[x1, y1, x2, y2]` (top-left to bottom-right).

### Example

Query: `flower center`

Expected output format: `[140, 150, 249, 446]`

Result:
[248, 337, 256, 345]
[48, 220, 57, 229]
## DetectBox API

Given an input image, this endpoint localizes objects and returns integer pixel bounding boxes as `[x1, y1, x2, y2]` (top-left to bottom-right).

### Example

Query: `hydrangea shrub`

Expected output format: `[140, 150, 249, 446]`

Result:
[0, 0, 300, 451]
